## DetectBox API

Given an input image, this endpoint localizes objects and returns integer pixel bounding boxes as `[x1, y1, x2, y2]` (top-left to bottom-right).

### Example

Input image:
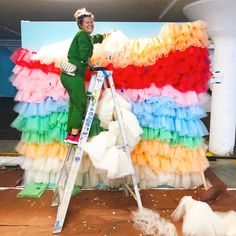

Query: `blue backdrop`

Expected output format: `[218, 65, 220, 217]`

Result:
[0, 47, 16, 97]
[21, 21, 166, 51]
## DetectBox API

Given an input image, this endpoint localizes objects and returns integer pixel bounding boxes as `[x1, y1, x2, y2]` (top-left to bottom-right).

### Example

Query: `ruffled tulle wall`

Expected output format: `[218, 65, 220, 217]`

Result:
[10, 21, 211, 188]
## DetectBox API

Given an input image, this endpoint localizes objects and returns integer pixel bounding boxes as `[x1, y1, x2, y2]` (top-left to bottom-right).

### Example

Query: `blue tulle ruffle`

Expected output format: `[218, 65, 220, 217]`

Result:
[137, 115, 208, 137]
[131, 96, 207, 120]
[132, 96, 208, 137]
[14, 97, 68, 117]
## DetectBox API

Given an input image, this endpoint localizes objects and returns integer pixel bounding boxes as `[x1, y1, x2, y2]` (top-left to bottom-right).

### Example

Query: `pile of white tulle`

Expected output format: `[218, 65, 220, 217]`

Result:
[172, 196, 236, 236]
[83, 88, 143, 179]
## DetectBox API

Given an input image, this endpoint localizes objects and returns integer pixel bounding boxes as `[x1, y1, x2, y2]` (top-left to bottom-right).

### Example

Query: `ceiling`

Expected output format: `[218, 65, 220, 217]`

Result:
[0, 0, 197, 40]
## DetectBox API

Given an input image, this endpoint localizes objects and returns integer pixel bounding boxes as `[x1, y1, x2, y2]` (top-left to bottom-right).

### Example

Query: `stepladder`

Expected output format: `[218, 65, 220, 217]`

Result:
[51, 68, 143, 233]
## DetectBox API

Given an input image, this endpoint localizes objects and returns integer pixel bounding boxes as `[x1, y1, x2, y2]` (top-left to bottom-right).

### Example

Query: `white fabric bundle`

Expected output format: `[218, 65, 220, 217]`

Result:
[96, 88, 142, 147]
[96, 88, 131, 128]
[172, 196, 236, 236]
[82, 121, 135, 179]
[83, 88, 143, 179]
[92, 30, 130, 66]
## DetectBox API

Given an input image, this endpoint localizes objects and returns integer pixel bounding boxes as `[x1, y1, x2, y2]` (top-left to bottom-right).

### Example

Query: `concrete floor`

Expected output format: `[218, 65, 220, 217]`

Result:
[0, 187, 235, 236]
[209, 159, 236, 188]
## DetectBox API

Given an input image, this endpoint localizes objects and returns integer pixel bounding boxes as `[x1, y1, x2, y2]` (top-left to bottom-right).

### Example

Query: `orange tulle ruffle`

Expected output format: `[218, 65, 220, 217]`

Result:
[131, 140, 209, 174]
[16, 141, 68, 160]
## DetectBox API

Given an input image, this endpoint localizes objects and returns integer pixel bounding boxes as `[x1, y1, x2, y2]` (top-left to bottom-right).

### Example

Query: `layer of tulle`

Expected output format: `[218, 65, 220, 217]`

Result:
[10, 48, 61, 74]
[90, 21, 209, 68]
[21, 131, 66, 144]
[141, 127, 203, 149]
[21, 156, 204, 188]
[131, 140, 209, 174]
[14, 97, 68, 116]
[11, 112, 67, 133]
[118, 84, 210, 107]
[10, 65, 68, 102]
[11, 47, 210, 93]
[11, 65, 62, 91]
[134, 166, 204, 189]
[13, 114, 103, 144]
[131, 96, 207, 120]
[86, 46, 211, 92]
[16, 141, 68, 159]
[135, 114, 208, 137]
[95, 88, 207, 138]
[12, 88, 68, 103]
[20, 128, 103, 145]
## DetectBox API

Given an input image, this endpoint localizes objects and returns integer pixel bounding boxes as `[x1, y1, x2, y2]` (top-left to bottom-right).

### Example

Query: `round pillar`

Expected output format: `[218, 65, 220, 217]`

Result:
[184, 0, 236, 156]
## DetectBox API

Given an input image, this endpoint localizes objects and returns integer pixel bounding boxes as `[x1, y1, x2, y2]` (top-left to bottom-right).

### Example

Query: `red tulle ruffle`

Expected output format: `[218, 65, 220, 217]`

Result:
[85, 46, 211, 93]
[10, 48, 61, 75]
[11, 46, 211, 93]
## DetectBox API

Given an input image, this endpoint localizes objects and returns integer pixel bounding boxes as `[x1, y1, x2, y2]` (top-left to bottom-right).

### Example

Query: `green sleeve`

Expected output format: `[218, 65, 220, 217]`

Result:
[91, 34, 104, 44]
[77, 32, 91, 70]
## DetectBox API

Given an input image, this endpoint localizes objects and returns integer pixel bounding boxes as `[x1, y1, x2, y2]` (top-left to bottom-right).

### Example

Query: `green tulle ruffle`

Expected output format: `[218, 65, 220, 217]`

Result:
[12, 112, 104, 144]
[141, 127, 203, 149]
[21, 130, 66, 144]
[11, 112, 67, 132]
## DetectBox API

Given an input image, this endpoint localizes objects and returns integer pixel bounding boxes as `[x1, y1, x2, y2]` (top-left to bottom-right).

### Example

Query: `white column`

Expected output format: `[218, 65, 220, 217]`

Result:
[209, 36, 236, 155]
[183, 0, 236, 156]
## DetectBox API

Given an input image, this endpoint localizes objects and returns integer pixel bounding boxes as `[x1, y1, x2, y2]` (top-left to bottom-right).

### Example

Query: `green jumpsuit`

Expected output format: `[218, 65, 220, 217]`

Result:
[60, 30, 104, 133]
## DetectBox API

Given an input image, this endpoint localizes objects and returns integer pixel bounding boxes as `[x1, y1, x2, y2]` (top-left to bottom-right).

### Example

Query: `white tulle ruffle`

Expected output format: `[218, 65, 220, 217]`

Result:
[21, 156, 204, 189]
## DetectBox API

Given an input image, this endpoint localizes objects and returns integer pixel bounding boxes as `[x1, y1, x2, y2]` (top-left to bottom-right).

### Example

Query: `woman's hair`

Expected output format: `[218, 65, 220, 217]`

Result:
[74, 8, 94, 29]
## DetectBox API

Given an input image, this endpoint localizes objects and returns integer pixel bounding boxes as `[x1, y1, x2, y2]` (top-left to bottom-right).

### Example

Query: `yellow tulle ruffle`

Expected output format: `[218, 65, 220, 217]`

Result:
[90, 21, 209, 68]
[16, 141, 68, 160]
[131, 140, 209, 174]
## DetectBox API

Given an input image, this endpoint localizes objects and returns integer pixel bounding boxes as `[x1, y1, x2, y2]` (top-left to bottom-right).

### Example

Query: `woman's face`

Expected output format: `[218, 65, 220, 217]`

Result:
[81, 16, 94, 34]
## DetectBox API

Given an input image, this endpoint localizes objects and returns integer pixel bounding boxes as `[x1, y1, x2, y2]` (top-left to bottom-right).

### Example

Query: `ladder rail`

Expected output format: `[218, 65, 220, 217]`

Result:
[52, 69, 143, 234]
[52, 72, 105, 233]
[105, 72, 143, 211]
[51, 144, 74, 207]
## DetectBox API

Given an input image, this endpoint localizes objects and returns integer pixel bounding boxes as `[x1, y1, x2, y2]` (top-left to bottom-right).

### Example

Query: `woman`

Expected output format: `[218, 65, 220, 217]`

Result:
[61, 8, 109, 144]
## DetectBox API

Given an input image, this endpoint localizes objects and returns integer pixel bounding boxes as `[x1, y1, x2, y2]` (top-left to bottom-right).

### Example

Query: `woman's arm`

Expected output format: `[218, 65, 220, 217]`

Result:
[91, 30, 116, 44]
[91, 34, 105, 44]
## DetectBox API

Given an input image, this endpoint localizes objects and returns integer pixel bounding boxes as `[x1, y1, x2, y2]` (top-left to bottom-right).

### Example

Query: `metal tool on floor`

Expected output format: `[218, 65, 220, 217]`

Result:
[51, 68, 143, 233]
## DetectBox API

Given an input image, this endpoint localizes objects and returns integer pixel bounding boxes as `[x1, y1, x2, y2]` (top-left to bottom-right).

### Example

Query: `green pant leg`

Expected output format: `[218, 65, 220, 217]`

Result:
[68, 83, 86, 131]
[61, 72, 72, 132]
[67, 98, 73, 133]
[60, 72, 87, 133]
